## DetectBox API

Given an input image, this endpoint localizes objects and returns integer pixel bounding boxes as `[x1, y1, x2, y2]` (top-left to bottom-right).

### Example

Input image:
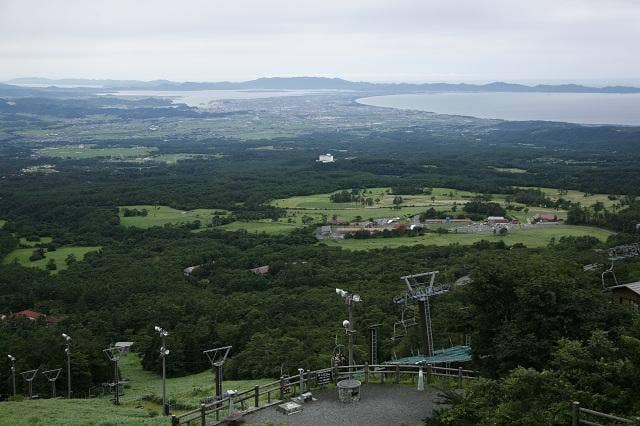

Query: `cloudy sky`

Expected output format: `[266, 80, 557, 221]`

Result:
[1, 0, 639, 84]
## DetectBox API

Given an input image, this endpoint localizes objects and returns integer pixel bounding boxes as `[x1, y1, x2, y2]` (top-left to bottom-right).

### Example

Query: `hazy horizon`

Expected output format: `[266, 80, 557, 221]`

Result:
[5, 76, 640, 88]
[1, 0, 639, 84]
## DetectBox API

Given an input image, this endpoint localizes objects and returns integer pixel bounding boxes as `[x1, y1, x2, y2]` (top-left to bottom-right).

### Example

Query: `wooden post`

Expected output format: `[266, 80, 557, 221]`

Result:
[458, 367, 463, 388]
[427, 364, 432, 385]
[572, 401, 580, 426]
[381, 367, 385, 384]
[364, 363, 369, 384]
[254, 385, 260, 407]
[171, 415, 179, 426]
[279, 376, 286, 400]
[395, 365, 400, 384]
[200, 403, 206, 426]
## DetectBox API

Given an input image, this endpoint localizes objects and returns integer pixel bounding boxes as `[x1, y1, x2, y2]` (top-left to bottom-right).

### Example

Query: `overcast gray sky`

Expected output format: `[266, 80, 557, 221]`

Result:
[1, 0, 639, 83]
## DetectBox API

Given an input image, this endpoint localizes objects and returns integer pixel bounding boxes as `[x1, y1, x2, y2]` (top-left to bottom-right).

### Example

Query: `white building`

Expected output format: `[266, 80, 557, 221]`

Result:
[318, 153, 334, 163]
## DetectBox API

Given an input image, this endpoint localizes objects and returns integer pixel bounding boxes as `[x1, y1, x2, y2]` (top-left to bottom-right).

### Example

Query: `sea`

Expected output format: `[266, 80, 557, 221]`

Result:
[357, 92, 640, 126]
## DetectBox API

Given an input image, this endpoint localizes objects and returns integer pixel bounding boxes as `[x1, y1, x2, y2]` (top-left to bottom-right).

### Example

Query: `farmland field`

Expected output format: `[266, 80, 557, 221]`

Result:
[324, 225, 614, 250]
[3, 246, 101, 273]
[119, 205, 228, 228]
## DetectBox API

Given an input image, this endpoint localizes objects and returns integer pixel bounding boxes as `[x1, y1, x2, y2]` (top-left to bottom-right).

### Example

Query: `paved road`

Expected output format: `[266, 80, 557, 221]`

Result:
[242, 384, 446, 425]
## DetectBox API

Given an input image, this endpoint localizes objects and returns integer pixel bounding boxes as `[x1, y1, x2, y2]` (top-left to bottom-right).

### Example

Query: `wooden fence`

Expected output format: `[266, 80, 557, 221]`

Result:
[571, 401, 639, 425]
[170, 363, 479, 425]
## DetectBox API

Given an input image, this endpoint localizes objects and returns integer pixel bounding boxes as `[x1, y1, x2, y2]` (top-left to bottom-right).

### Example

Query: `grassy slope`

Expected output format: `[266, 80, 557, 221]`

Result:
[3, 246, 101, 274]
[119, 205, 227, 229]
[37, 145, 157, 159]
[0, 219, 6, 228]
[324, 225, 614, 250]
[19, 236, 53, 247]
[0, 354, 269, 425]
[118, 353, 268, 407]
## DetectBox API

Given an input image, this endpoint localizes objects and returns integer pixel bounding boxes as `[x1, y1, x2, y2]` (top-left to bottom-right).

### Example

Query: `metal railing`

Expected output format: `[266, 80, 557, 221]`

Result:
[571, 401, 639, 425]
[170, 363, 478, 425]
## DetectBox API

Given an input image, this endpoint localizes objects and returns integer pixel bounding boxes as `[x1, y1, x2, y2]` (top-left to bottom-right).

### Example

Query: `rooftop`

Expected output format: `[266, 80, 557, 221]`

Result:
[609, 281, 640, 296]
[386, 345, 472, 365]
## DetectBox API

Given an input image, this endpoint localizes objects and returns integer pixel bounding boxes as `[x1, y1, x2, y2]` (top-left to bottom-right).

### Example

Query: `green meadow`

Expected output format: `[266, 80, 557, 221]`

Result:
[3, 246, 101, 273]
[119, 205, 228, 229]
[324, 225, 614, 251]
[37, 145, 158, 159]
[19, 236, 53, 247]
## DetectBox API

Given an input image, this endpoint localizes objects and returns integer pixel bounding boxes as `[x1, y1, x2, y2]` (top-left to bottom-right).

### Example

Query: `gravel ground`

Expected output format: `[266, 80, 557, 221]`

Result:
[242, 383, 446, 426]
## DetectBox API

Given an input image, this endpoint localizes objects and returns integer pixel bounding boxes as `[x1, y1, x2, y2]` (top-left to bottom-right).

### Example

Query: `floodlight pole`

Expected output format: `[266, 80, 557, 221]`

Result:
[155, 326, 170, 416]
[336, 288, 361, 379]
[62, 333, 72, 398]
[348, 299, 354, 371]
[8, 355, 16, 397]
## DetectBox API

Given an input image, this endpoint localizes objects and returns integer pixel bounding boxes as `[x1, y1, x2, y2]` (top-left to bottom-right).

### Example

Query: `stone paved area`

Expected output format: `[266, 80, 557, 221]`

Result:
[242, 384, 446, 425]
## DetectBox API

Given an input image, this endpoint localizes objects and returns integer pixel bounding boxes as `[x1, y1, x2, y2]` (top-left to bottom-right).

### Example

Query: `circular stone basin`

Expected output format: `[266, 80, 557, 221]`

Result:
[337, 379, 361, 403]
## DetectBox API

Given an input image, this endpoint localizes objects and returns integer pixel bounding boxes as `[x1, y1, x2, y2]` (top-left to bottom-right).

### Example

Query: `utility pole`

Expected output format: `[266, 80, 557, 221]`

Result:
[7, 355, 16, 397]
[336, 288, 362, 378]
[62, 333, 72, 398]
[154, 326, 170, 416]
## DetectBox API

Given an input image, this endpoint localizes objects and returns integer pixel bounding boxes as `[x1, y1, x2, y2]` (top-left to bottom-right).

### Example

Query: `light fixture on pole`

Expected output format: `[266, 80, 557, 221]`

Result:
[62, 333, 71, 398]
[336, 288, 362, 378]
[7, 355, 16, 397]
[154, 326, 170, 416]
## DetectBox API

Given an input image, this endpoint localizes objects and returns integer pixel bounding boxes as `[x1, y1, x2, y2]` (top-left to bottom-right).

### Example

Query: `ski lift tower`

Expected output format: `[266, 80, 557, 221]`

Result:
[42, 368, 62, 398]
[103, 342, 134, 405]
[20, 368, 39, 399]
[396, 271, 450, 357]
[203, 345, 231, 400]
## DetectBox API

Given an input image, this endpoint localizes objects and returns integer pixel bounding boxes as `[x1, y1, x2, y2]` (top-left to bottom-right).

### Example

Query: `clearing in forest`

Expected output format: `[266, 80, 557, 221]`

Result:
[37, 144, 157, 159]
[119, 205, 228, 229]
[325, 225, 614, 250]
[3, 246, 101, 273]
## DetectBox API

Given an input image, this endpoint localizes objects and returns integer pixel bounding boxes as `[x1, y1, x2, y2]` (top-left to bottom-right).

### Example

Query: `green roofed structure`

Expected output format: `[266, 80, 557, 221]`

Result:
[386, 345, 471, 365]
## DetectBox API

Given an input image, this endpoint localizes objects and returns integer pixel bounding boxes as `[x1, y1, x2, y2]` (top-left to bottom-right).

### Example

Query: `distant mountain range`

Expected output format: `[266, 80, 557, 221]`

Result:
[4, 76, 640, 94]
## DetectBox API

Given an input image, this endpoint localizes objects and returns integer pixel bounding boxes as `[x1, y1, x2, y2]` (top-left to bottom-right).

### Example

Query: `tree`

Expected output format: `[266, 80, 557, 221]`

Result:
[392, 196, 403, 209]
[29, 248, 46, 261]
[46, 258, 57, 270]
